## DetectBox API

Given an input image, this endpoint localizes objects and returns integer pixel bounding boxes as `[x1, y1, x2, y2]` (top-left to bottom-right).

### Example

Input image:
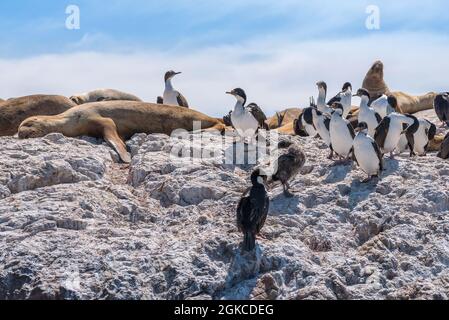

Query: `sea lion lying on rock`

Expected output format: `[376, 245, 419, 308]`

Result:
[267, 108, 302, 129]
[70, 89, 142, 105]
[362, 60, 436, 113]
[0, 95, 76, 136]
[18, 101, 225, 163]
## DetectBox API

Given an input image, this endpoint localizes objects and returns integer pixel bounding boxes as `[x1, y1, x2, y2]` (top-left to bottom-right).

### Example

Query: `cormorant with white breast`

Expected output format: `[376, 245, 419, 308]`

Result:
[354, 88, 382, 137]
[312, 108, 331, 147]
[371, 95, 398, 118]
[327, 82, 353, 119]
[329, 102, 355, 161]
[295, 97, 318, 137]
[226, 88, 267, 143]
[161, 70, 189, 108]
[396, 118, 436, 156]
[352, 122, 383, 182]
[374, 112, 420, 159]
[434, 92, 449, 127]
[237, 169, 269, 252]
[271, 145, 306, 198]
[316, 81, 334, 115]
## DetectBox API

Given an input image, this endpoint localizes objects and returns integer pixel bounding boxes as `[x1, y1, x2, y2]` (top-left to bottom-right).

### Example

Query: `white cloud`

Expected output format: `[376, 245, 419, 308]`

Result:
[0, 32, 448, 117]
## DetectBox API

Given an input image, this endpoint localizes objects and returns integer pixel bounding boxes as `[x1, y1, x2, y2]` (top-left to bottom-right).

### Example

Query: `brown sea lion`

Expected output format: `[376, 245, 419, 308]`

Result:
[70, 89, 142, 105]
[0, 95, 76, 136]
[267, 108, 303, 129]
[390, 91, 437, 114]
[362, 61, 390, 102]
[18, 101, 226, 163]
[362, 60, 436, 113]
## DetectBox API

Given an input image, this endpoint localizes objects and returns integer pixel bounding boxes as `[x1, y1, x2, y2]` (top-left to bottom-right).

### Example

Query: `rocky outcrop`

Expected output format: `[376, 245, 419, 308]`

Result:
[1, 131, 449, 300]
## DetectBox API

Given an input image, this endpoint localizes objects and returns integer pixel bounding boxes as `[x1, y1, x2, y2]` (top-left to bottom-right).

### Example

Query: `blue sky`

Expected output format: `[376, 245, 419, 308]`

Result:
[0, 1, 448, 115]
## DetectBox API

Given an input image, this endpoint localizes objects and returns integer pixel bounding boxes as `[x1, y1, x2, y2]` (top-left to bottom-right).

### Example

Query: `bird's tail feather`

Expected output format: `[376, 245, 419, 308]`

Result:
[243, 232, 256, 252]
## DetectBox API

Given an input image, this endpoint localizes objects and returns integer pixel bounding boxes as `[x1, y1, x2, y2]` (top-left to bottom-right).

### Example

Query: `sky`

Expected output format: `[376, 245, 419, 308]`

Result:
[0, 0, 448, 116]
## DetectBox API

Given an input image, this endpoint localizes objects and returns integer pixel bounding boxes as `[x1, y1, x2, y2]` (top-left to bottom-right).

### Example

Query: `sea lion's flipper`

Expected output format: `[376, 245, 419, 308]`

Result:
[93, 117, 131, 163]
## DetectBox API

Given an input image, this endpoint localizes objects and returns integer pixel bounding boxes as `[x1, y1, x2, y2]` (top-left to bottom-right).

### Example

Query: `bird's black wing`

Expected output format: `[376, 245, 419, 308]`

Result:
[157, 96, 164, 104]
[176, 91, 189, 108]
[327, 93, 341, 106]
[405, 114, 420, 135]
[248, 103, 268, 128]
[324, 117, 331, 131]
[256, 195, 270, 234]
[236, 196, 250, 232]
[347, 121, 356, 139]
[375, 112, 383, 124]
[439, 133, 449, 159]
[303, 107, 314, 125]
[223, 111, 233, 127]
[426, 120, 437, 141]
[434, 95, 449, 122]
[372, 140, 383, 171]
[374, 117, 390, 148]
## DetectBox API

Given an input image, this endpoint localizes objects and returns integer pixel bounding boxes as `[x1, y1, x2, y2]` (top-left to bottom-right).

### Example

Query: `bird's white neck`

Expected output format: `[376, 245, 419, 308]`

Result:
[360, 96, 370, 109]
[234, 100, 245, 114]
[165, 79, 174, 91]
[317, 89, 326, 107]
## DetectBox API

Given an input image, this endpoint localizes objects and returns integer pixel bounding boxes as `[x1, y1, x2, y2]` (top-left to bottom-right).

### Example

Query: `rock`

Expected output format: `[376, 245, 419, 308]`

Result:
[1, 132, 449, 300]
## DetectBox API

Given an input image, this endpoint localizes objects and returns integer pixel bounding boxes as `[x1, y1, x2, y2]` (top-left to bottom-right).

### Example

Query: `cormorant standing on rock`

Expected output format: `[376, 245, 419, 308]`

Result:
[272, 145, 306, 197]
[237, 169, 270, 252]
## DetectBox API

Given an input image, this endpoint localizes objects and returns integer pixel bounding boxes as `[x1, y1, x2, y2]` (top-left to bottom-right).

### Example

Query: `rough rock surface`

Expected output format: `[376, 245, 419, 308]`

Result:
[1, 128, 449, 300]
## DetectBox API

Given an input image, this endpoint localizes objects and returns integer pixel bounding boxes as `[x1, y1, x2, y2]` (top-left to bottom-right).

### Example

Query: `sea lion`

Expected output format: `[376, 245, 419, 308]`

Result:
[0, 95, 76, 136]
[362, 60, 436, 114]
[18, 101, 225, 163]
[390, 91, 436, 114]
[267, 108, 303, 129]
[70, 89, 142, 105]
[362, 61, 390, 103]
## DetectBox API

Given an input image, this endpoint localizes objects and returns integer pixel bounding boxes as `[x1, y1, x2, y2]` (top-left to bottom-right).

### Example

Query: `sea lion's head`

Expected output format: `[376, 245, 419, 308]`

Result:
[69, 95, 85, 105]
[18, 116, 55, 139]
[370, 60, 384, 75]
[365, 61, 385, 83]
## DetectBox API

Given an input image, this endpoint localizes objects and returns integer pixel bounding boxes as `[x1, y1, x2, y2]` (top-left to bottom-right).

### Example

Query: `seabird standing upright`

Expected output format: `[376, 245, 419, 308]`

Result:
[354, 88, 382, 137]
[312, 108, 331, 147]
[236, 169, 269, 252]
[329, 102, 355, 161]
[226, 88, 265, 143]
[271, 145, 306, 197]
[352, 122, 383, 182]
[327, 82, 353, 119]
[162, 70, 189, 108]
[295, 97, 318, 137]
[316, 81, 334, 115]
[371, 95, 398, 118]
[396, 118, 436, 156]
[374, 112, 420, 158]
[434, 92, 449, 127]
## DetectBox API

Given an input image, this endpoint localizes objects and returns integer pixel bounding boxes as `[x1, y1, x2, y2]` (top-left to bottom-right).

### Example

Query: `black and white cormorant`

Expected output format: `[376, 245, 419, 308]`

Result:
[162, 70, 189, 108]
[236, 169, 270, 252]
